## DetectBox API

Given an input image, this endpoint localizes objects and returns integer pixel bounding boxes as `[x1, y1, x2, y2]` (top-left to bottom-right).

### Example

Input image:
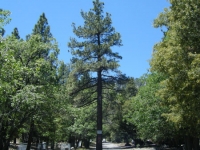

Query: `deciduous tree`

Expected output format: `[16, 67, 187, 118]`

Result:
[151, 1, 200, 149]
[124, 73, 178, 145]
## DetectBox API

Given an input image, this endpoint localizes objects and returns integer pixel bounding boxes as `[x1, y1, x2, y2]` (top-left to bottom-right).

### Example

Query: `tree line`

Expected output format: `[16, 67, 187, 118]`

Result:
[1, 0, 200, 150]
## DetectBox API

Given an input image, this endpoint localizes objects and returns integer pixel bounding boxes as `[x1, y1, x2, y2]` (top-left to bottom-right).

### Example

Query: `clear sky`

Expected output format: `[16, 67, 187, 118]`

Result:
[1, 0, 170, 78]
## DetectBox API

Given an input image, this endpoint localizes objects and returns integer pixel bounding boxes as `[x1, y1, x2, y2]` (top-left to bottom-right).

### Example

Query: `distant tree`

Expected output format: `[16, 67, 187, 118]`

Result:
[32, 12, 53, 60]
[0, 9, 11, 36]
[33, 13, 52, 42]
[103, 78, 137, 143]
[68, 0, 122, 149]
[11, 28, 20, 39]
[134, 76, 146, 89]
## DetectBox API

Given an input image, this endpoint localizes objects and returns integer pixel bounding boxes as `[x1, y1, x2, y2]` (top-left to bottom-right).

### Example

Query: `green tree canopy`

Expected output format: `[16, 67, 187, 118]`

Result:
[0, 34, 59, 150]
[123, 73, 178, 143]
[151, 1, 200, 149]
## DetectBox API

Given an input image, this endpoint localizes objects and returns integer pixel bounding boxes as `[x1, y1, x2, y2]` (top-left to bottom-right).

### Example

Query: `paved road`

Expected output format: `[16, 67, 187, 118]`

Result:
[102, 142, 134, 149]
[103, 142, 120, 148]
[90, 142, 156, 150]
[102, 143, 156, 150]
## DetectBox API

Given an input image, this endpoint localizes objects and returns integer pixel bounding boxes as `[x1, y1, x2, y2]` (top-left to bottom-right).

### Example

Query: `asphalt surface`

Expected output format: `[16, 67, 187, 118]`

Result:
[94, 142, 156, 150]
[102, 142, 134, 149]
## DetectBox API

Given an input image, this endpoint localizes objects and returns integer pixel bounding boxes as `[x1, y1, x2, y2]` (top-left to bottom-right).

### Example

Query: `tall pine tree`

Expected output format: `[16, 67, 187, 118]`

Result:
[68, 0, 122, 149]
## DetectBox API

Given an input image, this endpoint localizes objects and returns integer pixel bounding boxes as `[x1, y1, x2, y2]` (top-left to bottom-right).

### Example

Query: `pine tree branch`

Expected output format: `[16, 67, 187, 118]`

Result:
[82, 56, 98, 62]
[77, 98, 97, 108]
[70, 81, 97, 96]
[75, 89, 97, 103]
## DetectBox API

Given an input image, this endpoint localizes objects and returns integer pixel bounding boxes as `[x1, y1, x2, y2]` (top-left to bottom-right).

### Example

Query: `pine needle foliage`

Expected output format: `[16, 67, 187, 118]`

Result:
[68, 0, 123, 103]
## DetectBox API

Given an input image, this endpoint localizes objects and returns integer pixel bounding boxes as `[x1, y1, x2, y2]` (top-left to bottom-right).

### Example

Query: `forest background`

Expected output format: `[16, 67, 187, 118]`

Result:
[1, 0, 200, 150]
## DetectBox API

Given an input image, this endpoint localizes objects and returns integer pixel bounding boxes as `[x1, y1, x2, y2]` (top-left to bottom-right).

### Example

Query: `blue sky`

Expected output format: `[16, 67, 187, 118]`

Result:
[1, 0, 170, 78]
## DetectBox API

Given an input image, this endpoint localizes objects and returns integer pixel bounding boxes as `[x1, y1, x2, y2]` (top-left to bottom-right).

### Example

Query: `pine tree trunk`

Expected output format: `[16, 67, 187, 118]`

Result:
[96, 33, 103, 150]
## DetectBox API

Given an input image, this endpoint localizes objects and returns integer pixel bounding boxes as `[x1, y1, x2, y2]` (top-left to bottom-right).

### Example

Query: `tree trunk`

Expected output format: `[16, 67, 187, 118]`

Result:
[83, 139, 90, 149]
[185, 136, 193, 150]
[46, 139, 49, 150]
[69, 136, 75, 148]
[0, 123, 10, 150]
[13, 138, 16, 144]
[184, 136, 199, 150]
[76, 138, 79, 148]
[36, 137, 39, 148]
[0, 137, 3, 150]
[51, 140, 55, 150]
[40, 141, 43, 150]
[4, 141, 9, 150]
[193, 137, 199, 150]
[26, 120, 34, 150]
[0, 142, 2, 150]
[2, 138, 10, 150]
[96, 33, 102, 150]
